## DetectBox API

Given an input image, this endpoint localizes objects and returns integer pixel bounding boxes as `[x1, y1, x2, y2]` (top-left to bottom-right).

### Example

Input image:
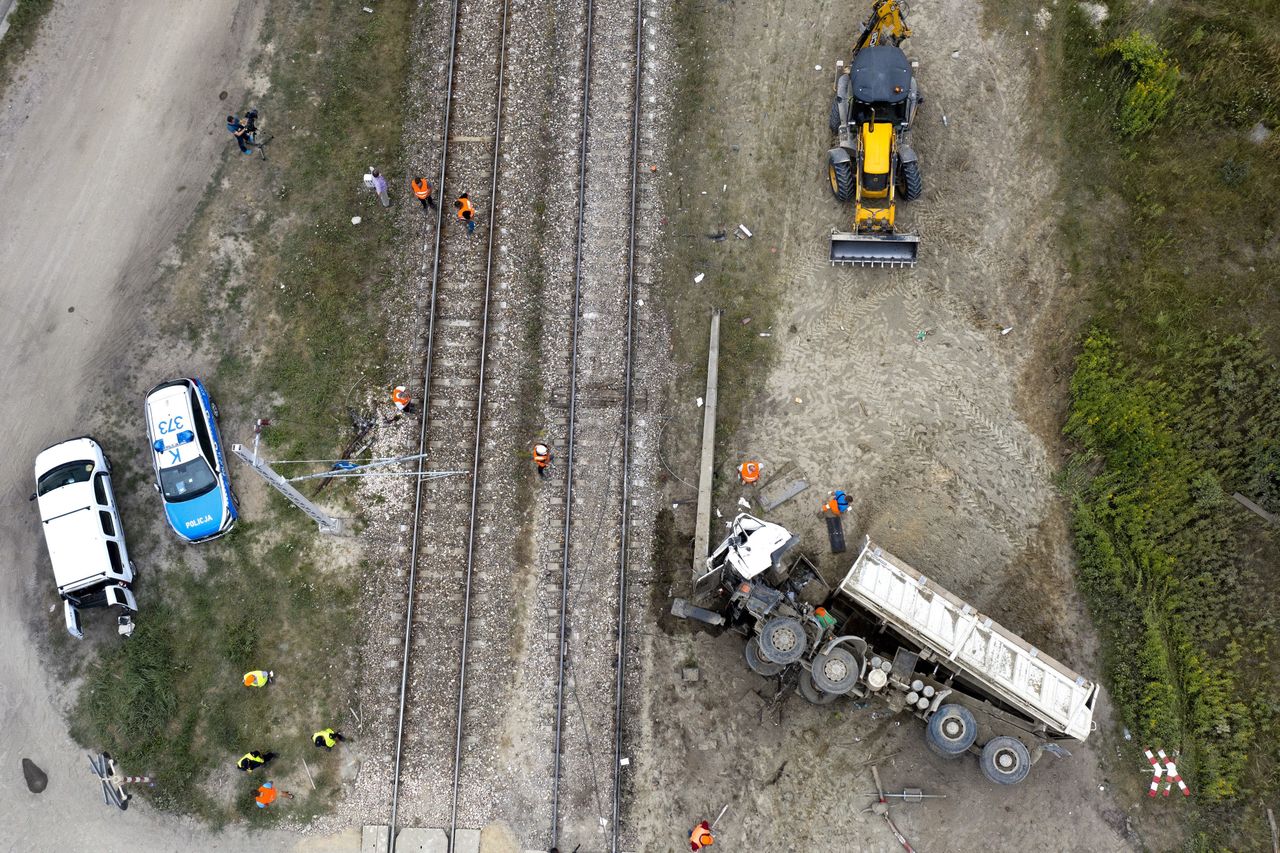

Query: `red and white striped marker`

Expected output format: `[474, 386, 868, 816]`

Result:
[1144, 748, 1163, 797]
[1145, 747, 1191, 798]
[1163, 762, 1190, 797]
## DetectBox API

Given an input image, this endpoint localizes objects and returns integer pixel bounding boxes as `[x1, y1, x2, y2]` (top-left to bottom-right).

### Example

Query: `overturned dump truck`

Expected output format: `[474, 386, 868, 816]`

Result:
[677, 515, 1099, 785]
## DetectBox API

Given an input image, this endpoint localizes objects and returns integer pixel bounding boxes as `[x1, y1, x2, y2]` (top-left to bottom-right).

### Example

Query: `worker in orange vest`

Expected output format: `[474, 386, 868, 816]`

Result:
[253, 780, 293, 809]
[738, 460, 761, 485]
[455, 193, 476, 235]
[411, 176, 435, 211]
[689, 820, 714, 850]
[533, 443, 552, 478]
[392, 385, 416, 415]
[821, 488, 850, 517]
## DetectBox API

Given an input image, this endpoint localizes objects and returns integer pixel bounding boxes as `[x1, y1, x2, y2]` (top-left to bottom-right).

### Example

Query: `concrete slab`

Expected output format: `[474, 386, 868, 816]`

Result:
[361, 825, 390, 853]
[393, 827, 447, 853]
[452, 828, 481, 853]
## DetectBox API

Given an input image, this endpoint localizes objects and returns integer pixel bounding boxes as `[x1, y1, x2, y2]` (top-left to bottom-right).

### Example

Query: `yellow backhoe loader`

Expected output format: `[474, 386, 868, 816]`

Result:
[827, 0, 923, 267]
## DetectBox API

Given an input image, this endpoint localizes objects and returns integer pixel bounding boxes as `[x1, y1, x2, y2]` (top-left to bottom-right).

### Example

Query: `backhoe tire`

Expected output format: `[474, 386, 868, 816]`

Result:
[900, 158, 923, 202]
[829, 96, 842, 133]
[828, 154, 855, 203]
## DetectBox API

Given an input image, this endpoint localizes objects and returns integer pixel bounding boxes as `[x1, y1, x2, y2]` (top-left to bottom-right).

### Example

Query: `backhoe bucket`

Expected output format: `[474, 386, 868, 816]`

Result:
[830, 231, 919, 268]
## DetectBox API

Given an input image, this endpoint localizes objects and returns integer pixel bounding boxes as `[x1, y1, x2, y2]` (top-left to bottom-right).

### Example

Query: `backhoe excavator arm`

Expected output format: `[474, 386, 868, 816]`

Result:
[854, 0, 911, 53]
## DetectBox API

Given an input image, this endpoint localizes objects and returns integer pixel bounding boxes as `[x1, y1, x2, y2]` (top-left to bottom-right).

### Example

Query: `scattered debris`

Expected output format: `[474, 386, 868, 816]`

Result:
[759, 332, 771, 337]
[708, 230, 727, 241]
[1034, 8, 1051, 30]
[351, 216, 362, 225]
[682, 667, 700, 682]
[696, 396, 704, 408]
[942, 114, 949, 126]
[1001, 326, 1013, 335]
[950, 49, 960, 58]
[869, 788, 946, 802]
[741, 317, 751, 325]
[694, 272, 705, 284]
[915, 330, 927, 342]
[815, 64, 822, 70]
[793, 396, 802, 403]
[737, 223, 753, 238]
[737, 497, 751, 509]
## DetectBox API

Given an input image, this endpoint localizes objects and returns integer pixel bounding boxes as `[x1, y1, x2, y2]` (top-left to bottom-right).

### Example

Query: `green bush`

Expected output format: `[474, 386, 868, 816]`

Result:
[1105, 31, 1179, 137]
[1066, 329, 1280, 807]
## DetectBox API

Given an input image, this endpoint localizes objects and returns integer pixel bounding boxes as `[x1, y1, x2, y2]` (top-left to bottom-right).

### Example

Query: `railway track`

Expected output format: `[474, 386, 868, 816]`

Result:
[385, 0, 647, 844]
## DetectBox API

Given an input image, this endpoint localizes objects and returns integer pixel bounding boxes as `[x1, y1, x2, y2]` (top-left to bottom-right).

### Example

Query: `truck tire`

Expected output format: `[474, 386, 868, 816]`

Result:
[926, 704, 977, 757]
[798, 670, 839, 705]
[899, 158, 923, 202]
[758, 616, 807, 665]
[980, 736, 1032, 785]
[811, 647, 860, 695]
[745, 637, 784, 677]
[829, 96, 842, 133]
[828, 153, 856, 203]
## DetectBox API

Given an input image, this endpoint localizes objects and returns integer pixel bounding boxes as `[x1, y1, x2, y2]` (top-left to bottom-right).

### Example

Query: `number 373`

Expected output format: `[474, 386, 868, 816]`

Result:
[157, 415, 185, 435]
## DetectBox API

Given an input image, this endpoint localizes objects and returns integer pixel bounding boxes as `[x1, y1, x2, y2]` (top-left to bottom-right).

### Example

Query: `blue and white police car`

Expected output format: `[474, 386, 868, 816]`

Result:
[144, 378, 237, 542]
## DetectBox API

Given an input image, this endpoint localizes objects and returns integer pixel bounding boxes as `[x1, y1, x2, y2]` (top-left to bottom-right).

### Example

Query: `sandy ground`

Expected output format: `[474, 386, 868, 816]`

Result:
[628, 0, 1138, 849]
[0, 2, 356, 849]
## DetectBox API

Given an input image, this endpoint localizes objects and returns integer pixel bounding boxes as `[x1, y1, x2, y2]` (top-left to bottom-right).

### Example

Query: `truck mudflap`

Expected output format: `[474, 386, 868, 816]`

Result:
[830, 231, 920, 268]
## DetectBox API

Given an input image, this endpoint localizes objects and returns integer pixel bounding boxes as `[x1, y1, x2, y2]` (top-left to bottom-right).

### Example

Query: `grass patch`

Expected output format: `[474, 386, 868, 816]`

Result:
[69, 0, 415, 822]
[71, 519, 362, 821]
[0, 0, 55, 99]
[661, 0, 784, 449]
[1031, 0, 1280, 844]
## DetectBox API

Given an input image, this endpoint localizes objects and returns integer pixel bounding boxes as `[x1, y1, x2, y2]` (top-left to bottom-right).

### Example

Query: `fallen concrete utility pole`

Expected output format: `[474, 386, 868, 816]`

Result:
[692, 310, 722, 575]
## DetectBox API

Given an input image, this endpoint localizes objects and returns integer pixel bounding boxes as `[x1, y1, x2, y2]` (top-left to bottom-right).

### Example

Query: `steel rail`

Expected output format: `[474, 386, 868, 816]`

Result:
[385, 0, 497, 844]
[446, 0, 512, 846]
[548, 0, 599, 837]
[609, 0, 645, 847]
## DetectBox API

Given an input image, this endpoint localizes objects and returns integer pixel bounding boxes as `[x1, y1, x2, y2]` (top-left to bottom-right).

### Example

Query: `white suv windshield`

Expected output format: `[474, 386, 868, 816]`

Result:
[159, 457, 217, 502]
[37, 461, 94, 497]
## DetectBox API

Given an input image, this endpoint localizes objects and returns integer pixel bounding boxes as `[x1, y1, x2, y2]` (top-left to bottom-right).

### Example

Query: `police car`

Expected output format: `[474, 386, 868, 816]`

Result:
[144, 378, 237, 542]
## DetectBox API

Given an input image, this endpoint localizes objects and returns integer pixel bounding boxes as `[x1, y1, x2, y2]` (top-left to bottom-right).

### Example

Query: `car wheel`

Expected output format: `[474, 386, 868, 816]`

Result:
[210, 399, 221, 420]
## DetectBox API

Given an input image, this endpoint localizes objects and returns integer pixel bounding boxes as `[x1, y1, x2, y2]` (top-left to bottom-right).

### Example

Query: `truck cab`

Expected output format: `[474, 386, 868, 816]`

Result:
[33, 437, 137, 638]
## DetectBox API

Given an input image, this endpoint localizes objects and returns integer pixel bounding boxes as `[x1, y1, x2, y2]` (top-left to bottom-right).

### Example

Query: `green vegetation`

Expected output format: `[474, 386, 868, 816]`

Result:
[72, 523, 361, 821]
[1042, 0, 1280, 843]
[1105, 30, 1180, 137]
[0, 0, 54, 97]
[70, 0, 415, 822]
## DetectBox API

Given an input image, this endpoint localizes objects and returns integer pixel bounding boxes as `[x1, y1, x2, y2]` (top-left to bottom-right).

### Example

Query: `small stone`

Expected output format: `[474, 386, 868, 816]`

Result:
[22, 759, 47, 793]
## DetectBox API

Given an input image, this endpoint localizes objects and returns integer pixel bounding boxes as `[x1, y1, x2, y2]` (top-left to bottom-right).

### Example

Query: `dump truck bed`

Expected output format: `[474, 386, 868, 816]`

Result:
[836, 539, 1098, 740]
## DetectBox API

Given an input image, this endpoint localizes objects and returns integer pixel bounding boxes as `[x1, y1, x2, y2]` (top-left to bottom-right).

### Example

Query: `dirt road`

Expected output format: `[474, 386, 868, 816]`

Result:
[0, 2, 339, 849]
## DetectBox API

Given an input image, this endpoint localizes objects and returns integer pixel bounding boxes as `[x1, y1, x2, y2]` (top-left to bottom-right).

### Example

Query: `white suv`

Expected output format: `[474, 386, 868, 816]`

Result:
[33, 437, 136, 638]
